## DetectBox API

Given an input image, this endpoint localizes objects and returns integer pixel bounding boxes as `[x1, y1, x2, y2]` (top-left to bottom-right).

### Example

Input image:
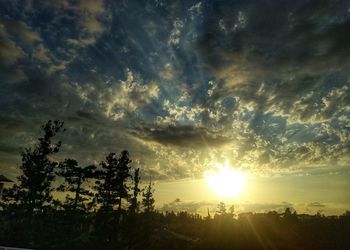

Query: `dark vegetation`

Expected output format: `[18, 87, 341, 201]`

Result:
[1, 121, 349, 249]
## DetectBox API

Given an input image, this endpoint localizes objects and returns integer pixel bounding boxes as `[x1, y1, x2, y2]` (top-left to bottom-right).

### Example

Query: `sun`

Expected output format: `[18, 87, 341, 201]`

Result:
[205, 161, 247, 198]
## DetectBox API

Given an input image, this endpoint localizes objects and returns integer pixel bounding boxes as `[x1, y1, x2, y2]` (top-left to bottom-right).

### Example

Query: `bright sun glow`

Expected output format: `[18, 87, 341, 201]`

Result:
[205, 161, 247, 198]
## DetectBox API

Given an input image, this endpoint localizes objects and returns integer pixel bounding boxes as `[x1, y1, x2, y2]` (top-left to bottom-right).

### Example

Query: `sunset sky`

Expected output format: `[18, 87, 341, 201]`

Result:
[1, 0, 350, 215]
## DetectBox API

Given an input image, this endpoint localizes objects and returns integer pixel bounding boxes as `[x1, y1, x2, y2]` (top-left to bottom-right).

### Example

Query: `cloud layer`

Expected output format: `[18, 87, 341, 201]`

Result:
[1, 0, 350, 181]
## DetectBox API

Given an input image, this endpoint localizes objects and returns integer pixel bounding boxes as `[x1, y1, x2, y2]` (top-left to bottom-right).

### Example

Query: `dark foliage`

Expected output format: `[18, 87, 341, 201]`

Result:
[56, 159, 96, 211]
[142, 179, 155, 214]
[2, 120, 65, 214]
[1, 208, 350, 250]
[94, 151, 132, 211]
[129, 168, 141, 213]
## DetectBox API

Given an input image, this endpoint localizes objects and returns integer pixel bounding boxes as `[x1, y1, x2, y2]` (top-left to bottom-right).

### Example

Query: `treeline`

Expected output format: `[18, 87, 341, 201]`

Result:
[1, 121, 350, 249]
[1, 120, 155, 214]
[0, 120, 157, 249]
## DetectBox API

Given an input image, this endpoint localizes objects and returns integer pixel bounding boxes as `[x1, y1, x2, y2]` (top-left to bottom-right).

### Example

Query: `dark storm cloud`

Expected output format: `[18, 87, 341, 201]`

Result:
[130, 125, 231, 148]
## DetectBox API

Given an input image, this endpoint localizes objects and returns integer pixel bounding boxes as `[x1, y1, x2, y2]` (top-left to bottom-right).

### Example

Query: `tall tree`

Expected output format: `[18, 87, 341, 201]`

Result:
[129, 168, 141, 213]
[56, 159, 96, 211]
[3, 120, 65, 214]
[116, 150, 132, 211]
[142, 179, 155, 213]
[95, 151, 132, 211]
[216, 202, 227, 216]
[228, 205, 235, 216]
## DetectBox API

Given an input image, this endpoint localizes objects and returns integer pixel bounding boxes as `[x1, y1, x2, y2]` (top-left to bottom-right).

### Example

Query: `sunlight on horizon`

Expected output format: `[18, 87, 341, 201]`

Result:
[204, 161, 247, 199]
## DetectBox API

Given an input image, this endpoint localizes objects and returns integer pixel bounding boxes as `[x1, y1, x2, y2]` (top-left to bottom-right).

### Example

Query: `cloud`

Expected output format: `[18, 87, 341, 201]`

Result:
[195, 1, 350, 122]
[66, 37, 96, 46]
[131, 125, 231, 149]
[32, 44, 51, 63]
[74, 69, 159, 120]
[158, 200, 347, 216]
[28, 0, 109, 48]
[237, 201, 294, 214]
[77, 0, 104, 14]
[159, 200, 295, 215]
[188, 2, 202, 20]
[1, 0, 350, 182]
[155, 100, 204, 126]
[168, 18, 184, 46]
[160, 199, 214, 214]
[159, 63, 175, 80]
[73, 0, 109, 45]
[0, 24, 25, 66]
[307, 202, 326, 208]
[1, 19, 41, 45]
[0, 23, 28, 84]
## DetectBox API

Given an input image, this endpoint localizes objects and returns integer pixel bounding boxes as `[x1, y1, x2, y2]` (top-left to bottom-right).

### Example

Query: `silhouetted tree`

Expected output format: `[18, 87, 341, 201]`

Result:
[216, 202, 227, 216]
[283, 207, 298, 223]
[142, 179, 155, 213]
[3, 120, 65, 214]
[95, 151, 132, 211]
[56, 159, 96, 211]
[228, 205, 235, 217]
[117, 150, 132, 211]
[129, 168, 141, 213]
[205, 208, 211, 220]
[284, 207, 292, 217]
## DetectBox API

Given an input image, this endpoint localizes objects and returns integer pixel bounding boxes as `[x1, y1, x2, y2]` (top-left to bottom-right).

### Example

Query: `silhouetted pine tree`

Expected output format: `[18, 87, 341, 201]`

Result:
[129, 168, 141, 213]
[2, 120, 65, 214]
[215, 202, 229, 220]
[142, 179, 155, 213]
[95, 151, 132, 211]
[216, 202, 227, 215]
[205, 208, 211, 220]
[56, 159, 96, 211]
[283, 207, 298, 224]
[116, 150, 132, 211]
[228, 205, 235, 217]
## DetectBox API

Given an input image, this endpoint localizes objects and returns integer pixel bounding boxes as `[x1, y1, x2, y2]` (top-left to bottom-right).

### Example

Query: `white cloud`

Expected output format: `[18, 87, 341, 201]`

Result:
[158, 100, 204, 125]
[168, 19, 184, 46]
[75, 69, 159, 121]
[188, 2, 202, 20]
[207, 80, 217, 97]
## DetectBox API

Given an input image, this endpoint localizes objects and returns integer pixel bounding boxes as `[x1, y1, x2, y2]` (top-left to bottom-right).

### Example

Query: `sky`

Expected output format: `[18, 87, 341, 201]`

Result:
[1, 0, 350, 215]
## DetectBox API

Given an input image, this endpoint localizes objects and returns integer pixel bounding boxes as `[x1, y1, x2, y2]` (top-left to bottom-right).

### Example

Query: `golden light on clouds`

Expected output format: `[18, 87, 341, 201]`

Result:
[205, 161, 247, 199]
